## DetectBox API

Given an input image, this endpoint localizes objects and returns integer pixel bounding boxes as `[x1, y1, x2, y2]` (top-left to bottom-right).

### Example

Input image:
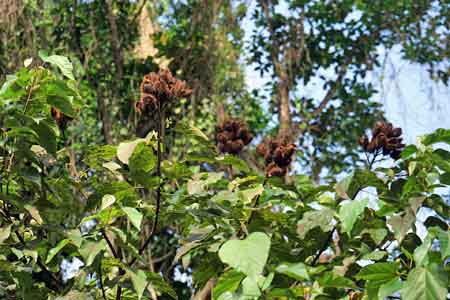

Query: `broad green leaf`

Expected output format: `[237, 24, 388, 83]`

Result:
[338, 198, 369, 233]
[187, 172, 224, 195]
[241, 274, 273, 299]
[239, 184, 264, 204]
[297, 208, 334, 239]
[213, 270, 245, 300]
[361, 250, 386, 261]
[122, 207, 143, 230]
[378, 277, 402, 300]
[39, 51, 74, 80]
[0, 224, 12, 244]
[46, 239, 71, 264]
[127, 269, 147, 300]
[413, 234, 433, 267]
[117, 139, 145, 165]
[31, 120, 57, 155]
[422, 128, 450, 146]
[318, 272, 357, 289]
[216, 154, 250, 173]
[275, 262, 310, 281]
[79, 239, 106, 266]
[401, 264, 447, 300]
[356, 262, 398, 286]
[436, 229, 449, 259]
[387, 197, 425, 242]
[129, 142, 157, 185]
[47, 95, 76, 118]
[101, 194, 116, 210]
[218, 232, 271, 278]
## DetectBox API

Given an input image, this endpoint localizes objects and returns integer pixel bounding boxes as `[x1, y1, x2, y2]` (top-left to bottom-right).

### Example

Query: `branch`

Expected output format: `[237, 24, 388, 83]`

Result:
[101, 229, 120, 259]
[129, 103, 163, 266]
[309, 62, 349, 119]
[312, 227, 336, 265]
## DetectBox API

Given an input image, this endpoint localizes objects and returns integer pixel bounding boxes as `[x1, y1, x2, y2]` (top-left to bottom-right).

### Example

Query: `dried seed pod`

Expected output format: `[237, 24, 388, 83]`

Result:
[257, 137, 296, 177]
[216, 119, 253, 155]
[361, 121, 405, 160]
[136, 69, 192, 113]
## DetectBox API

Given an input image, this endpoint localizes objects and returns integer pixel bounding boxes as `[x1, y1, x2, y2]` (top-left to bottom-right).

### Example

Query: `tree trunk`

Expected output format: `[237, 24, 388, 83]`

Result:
[277, 76, 292, 139]
[97, 91, 113, 144]
[105, 0, 123, 80]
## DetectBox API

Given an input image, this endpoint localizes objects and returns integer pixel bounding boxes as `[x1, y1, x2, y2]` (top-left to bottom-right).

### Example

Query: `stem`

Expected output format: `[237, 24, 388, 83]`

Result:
[99, 257, 108, 300]
[312, 227, 336, 265]
[238, 178, 267, 237]
[312, 157, 374, 266]
[129, 102, 163, 266]
[101, 229, 123, 300]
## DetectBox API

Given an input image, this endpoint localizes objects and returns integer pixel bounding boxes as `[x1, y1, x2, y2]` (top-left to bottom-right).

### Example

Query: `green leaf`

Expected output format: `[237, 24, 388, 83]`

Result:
[297, 208, 334, 239]
[31, 120, 57, 155]
[101, 194, 116, 210]
[413, 234, 433, 267]
[79, 239, 107, 266]
[24, 204, 43, 224]
[39, 51, 74, 80]
[401, 264, 448, 300]
[46, 239, 71, 264]
[239, 184, 264, 204]
[241, 274, 272, 299]
[356, 262, 398, 286]
[127, 269, 147, 299]
[436, 229, 449, 259]
[378, 277, 403, 300]
[387, 197, 425, 242]
[218, 232, 271, 278]
[213, 270, 245, 300]
[275, 262, 310, 281]
[47, 95, 76, 118]
[122, 207, 143, 230]
[187, 172, 224, 195]
[0, 224, 12, 244]
[216, 154, 250, 173]
[129, 142, 157, 186]
[318, 272, 357, 289]
[145, 272, 177, 299]
[422, 128, 450, 146]
[117, 139, 145, 165]
[401, 145, 418, 159]
[338, 198, 369, 233]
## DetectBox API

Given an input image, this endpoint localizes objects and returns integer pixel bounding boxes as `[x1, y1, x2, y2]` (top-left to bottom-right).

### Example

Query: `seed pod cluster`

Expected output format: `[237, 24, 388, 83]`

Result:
[359, 121, 405, 160]
[136, 69, 192, 113]
[256, 137, 296, 177]
[51, 107, 72, 131]
[216, 119, 253, 154]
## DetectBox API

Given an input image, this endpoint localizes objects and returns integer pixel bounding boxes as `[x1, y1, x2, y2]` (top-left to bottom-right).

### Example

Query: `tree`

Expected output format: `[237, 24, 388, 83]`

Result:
[0, 56, 448, 300]
[249, 0, 449, 179]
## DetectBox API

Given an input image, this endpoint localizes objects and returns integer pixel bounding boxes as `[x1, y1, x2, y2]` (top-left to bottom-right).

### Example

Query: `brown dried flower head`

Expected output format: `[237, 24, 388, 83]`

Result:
[359, 121, 405, 160]
[136, 69, 192, 113]
[51, 107, 73, 130]
[256, 137, 296, 177]
[216, 119, 253, 155]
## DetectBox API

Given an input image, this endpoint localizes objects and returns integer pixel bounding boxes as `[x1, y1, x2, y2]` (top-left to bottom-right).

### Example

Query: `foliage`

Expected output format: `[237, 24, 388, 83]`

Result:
[0, 58, 448, 300]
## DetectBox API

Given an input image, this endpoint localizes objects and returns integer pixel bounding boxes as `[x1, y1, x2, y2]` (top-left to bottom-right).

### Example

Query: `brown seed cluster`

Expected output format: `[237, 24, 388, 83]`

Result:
[51, 107, 72, 130]
[256, 137, 296, 177]
[216, 119, 253, 154]
[136, 69, 192, 113]
[359, 121, 405, 160]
